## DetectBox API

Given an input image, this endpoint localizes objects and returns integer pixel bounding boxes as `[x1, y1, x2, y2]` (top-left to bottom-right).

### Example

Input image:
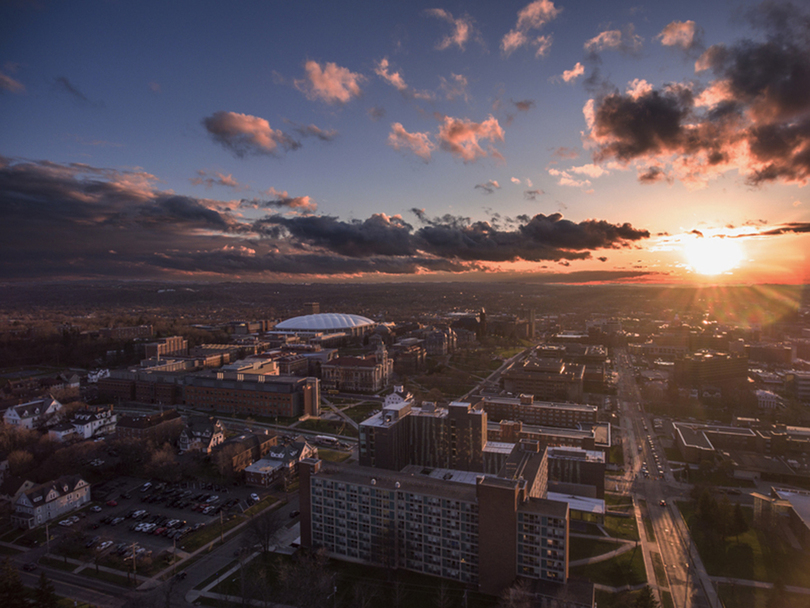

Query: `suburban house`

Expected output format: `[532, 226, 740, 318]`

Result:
[11, 474, 91, 529]
[178, 416, 226, 453]
[244, 437, 318, 487]
[214, 431, 278, 473]
[3, 397, 63, 429]
[48, 405, 117, 442]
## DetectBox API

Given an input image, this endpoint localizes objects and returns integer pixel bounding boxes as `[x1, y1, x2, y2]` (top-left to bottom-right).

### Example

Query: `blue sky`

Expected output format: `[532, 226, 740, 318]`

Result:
[1, 0, 808, 283]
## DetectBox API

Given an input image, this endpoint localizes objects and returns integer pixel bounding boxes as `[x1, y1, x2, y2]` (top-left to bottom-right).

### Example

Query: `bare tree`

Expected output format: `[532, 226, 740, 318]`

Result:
[244, 508, 283, 554]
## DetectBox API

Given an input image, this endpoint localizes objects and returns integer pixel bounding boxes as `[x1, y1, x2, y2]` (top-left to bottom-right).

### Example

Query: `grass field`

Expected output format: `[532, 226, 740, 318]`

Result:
[679, 502, 810, 586]
[604, 514, 640, 541]
[341, 401, 380, 423]
[317, 447, 352, 463]
[569, 537, 626, 561]
[569, 545, 647, 587]
[717, 583, 810, 608]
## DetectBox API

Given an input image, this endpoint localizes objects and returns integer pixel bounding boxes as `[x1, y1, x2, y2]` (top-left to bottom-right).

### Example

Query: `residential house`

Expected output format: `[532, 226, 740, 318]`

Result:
[244, 437, 318, 487]
[11, 475, 90, 529]
[3, 397, 63, 429]
[178, 416, 226, 453]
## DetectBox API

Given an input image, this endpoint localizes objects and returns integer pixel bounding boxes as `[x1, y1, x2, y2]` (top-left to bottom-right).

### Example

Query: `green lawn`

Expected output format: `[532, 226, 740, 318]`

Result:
[679, 502, 810, 586]
[604, 514, 640, 541]
[660, 590, 675, 608]
[717, 583, 810, 608]
[317, 447, 352, 462]
[569, 545, 647, 587]
[296, 418, 359, 437]
[569, 537, 626, 561]
[211, 552, 500, 608]
[604, 494, 633, 507]
[342, 401, 380, 423]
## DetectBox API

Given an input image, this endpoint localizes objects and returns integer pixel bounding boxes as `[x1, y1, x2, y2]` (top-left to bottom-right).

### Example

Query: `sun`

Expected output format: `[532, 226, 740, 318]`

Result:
[684, 237, 744, 275]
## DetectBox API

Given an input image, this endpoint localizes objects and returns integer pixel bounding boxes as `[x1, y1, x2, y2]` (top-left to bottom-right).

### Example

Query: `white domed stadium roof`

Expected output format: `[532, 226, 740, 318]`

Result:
[275, 313, 375, 332]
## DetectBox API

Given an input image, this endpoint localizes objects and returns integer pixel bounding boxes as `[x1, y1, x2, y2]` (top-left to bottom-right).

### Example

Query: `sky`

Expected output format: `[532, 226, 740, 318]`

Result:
[1, 0, 808, 285]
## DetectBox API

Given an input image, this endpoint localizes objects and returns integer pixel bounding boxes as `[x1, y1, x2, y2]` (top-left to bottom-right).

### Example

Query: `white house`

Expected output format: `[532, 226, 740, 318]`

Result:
[11, 475, 90, 529]
[3, 397, 63, 429]
[71, 406, 117, 439]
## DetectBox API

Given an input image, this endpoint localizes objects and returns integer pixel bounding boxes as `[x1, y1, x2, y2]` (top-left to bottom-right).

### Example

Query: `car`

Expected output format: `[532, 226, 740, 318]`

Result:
[97, 540, 114, 552]
[90, 505, 103, 513]
[86, 536, 101, 548]
[659, 500, 667, 507]
[22, 563, 37, 572]
[289, 510, 300, 518]
[250, 493, 260, 502]
[58, 519, 72, 527]
[106, 500, 118, 507]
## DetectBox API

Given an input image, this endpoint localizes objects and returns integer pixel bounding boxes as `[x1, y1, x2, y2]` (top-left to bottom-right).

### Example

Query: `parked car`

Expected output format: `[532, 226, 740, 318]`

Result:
[106, 500, 118, 507]
[250, 493, 260, 502]
[90, 505, 103, 513]
[22, 563, 37, 572]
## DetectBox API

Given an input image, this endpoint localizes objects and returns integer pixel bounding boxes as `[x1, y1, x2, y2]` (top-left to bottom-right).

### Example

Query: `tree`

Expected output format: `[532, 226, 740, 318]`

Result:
[33, 571, 59, 608]
[276, 548, 333, 608]
[0, 558, 28, 608]
[634, 585, 660, 608]
[731, 503, 749, 541]
[244, 509, 283, 554]
[498, 578, 533, 608]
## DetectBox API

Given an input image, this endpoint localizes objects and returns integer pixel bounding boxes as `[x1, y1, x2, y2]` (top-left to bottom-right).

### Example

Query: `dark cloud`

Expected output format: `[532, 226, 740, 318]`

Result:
[0, 157, 651, 280]
[523, 189, 544, 200]
[474, 180, 500, 194]
[588, 1, 810, 186]
[735, 222, 810, 237]
[287, 122, 339, 141]
[368, 106, 386, 121]
[255, 214, 417, 258]
[513, 99, 535, 112]
[241, 196, 317, 213]
[553, 147, 579, 159]
[53, 77, 101, 107]
[202, 111, 300, 158]
[638, 166, 671, 184]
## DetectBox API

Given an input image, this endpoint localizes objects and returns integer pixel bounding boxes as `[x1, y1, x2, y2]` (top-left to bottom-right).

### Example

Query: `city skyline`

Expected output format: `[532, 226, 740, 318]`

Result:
[1, 0, 808, 284]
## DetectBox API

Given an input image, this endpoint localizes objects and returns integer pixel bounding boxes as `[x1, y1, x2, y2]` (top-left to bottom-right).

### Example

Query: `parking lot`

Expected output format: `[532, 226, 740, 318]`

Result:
[57, 477, 271, 559]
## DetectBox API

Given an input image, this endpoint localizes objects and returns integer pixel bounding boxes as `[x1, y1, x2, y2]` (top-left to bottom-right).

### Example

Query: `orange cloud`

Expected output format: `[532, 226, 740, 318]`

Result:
[436, 115, 505, 163]
[295, 60, 364, 104]
[502, 0, 561, 56]
[388, 123, 435, 162]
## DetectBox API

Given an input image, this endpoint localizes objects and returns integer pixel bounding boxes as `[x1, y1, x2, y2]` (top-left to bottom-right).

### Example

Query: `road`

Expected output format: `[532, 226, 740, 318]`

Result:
[614, 349, 718, 608]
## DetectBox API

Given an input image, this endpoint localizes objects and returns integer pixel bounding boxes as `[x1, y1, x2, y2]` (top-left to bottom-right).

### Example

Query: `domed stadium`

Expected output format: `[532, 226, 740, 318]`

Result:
[274, 313, 376, 336]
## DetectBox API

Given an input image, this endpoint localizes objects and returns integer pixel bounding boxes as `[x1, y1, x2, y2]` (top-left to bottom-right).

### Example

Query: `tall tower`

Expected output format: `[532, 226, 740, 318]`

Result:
[303, 302, 320, 315]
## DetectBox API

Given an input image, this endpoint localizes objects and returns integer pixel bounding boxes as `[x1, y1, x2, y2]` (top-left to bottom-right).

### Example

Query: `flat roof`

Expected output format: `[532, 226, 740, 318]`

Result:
[483, 441, 515, 455]
[547, 491, 606, 515]
[773, 488, 810, 532]
[311, 461, 479, 502]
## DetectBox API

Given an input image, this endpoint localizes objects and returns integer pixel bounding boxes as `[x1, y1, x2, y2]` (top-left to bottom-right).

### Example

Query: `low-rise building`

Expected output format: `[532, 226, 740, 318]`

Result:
[3, 397, 63, 429]
[116, 409, 183, 442]
[244, 437, 318, 487]
[11, 475, 90, 529]
[320, 345, 393, 393]
[477, 395, 597, 429]
[178, 416, 226, 453]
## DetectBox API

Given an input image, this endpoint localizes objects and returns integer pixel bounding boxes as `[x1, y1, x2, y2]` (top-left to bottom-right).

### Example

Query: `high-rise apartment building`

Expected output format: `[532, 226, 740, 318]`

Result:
[300, 442, 570, 597]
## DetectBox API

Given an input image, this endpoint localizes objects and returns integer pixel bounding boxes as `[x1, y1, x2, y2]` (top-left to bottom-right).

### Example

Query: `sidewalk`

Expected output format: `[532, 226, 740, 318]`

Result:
[185, 523, 300, 605]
